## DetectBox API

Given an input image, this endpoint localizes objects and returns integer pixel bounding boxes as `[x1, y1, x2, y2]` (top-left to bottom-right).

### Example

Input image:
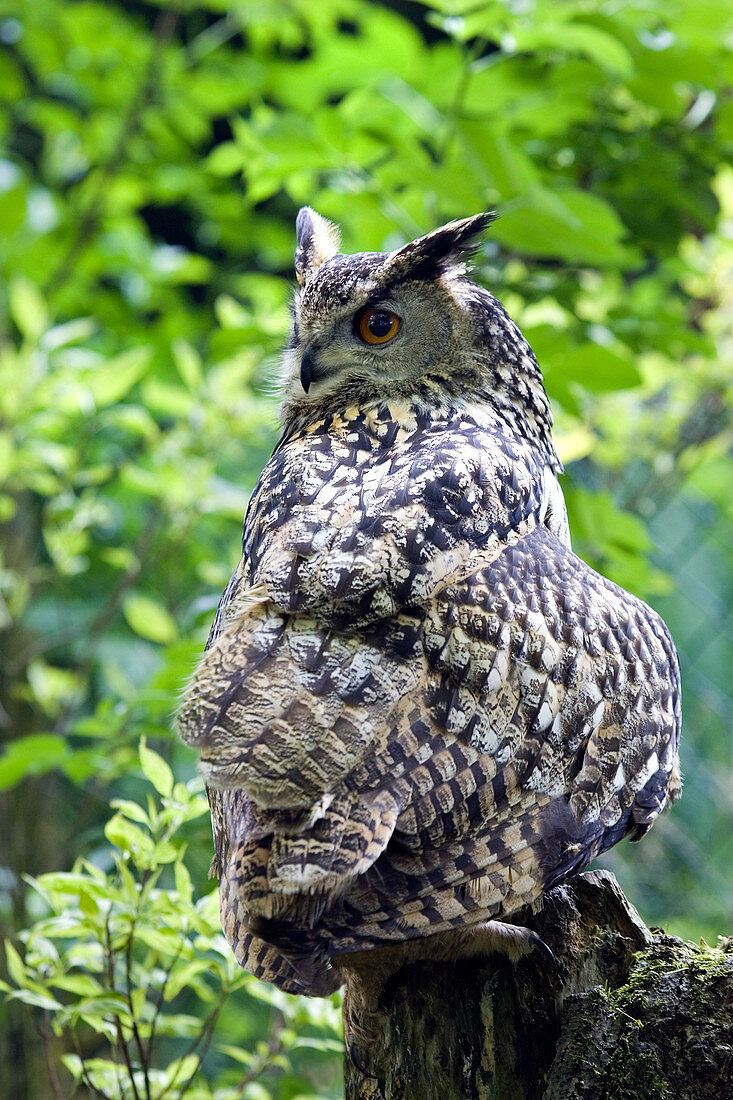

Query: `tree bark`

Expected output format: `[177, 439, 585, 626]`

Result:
[343, 870, 733, 1100]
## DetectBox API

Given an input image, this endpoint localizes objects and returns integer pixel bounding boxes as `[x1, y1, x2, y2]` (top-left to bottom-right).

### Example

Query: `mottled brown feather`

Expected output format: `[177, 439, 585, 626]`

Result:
[178, 213, 681, 997]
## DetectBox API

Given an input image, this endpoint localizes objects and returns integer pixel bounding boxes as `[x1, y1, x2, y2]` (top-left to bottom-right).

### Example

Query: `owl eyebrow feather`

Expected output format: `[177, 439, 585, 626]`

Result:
[383, 212, 496, 283]
[359, 293, 401, 313]
[294, 206, 341, 286]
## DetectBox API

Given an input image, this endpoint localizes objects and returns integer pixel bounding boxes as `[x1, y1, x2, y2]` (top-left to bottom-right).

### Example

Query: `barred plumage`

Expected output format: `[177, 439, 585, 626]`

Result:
[178, 208, 681, 1000]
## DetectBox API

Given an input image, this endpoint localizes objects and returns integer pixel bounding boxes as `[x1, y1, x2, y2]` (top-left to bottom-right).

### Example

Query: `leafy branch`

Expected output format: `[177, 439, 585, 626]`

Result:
[1, 742, 343, 1099]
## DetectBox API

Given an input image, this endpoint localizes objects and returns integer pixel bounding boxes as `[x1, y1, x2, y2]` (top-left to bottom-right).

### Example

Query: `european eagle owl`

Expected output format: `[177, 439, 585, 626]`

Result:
[178, 208, 681, 1007]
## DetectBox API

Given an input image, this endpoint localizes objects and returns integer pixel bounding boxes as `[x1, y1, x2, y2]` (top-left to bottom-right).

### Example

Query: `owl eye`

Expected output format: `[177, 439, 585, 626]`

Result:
[357, 307, 401, 345]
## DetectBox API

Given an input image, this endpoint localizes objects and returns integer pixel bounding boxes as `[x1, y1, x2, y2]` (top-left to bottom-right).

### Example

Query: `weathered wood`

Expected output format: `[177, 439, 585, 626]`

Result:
[343, 870, 733, 1100]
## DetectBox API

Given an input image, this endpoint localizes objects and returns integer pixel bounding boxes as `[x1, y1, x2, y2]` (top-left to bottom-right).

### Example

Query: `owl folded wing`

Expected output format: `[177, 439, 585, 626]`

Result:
[179, 518, 680, 966]
[325, 521, 682, 949]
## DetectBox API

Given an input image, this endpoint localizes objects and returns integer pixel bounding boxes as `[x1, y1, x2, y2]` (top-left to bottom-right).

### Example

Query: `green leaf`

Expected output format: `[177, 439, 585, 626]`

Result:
[109, 798, 151, 826]
[459, 124, 540, 199]
[513, 22, 635, 77]
[40, 318, 95, 351]
[525, 325, 642, 408]
[52, 973, 103, 997]
[133, 926, 184, 954]
[123, 593, 178, 644]
[74, 992, 133, 1021]
[174, 858, 193, 902]
[218, 1044, 255, 1066]
[82, 347, 152, 408]
[493, 188, 640, 267]
[139, 738, 174, 798]
[5, 941, 26, 987]
[172, 337, 203, 390]
[140, 377, 194, 418]
[150, 839, 178, 864]
[164, 959, 211, 1001]
[164, 1052, 200, 1086]
[0, 734, 69, 791]
[206, 141, 244, 176]
[291, 1035, 345, 1053]
[60, 1054, 83, 1083]
[7, 988, 65, 1011]
[104, 812, 154, 862]
[9, 276, 48, 342]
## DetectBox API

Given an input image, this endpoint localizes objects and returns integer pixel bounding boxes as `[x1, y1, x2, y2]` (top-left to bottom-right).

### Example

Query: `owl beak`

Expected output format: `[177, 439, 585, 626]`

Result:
[299, 342, 326, 393]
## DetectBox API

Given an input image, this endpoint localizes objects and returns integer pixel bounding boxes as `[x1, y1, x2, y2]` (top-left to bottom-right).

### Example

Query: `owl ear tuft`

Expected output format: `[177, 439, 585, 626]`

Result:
[294, 207, 342, 286]
[386, 212, 496, 282]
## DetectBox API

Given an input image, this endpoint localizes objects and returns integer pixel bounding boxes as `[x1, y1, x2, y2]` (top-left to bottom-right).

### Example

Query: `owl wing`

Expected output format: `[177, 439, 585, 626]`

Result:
[184, 591, 431, 995]
[180, 513, 680, 989]
[180, 411, 551, 889]
[318, 521, 681, 953]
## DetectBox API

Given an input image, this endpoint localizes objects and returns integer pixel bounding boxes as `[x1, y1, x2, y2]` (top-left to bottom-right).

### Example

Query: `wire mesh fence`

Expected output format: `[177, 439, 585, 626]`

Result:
[598, 487, 733, 940]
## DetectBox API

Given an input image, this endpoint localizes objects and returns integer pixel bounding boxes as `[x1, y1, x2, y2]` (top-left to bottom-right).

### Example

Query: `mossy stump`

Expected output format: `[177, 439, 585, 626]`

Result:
[343, 869, 733, 1100]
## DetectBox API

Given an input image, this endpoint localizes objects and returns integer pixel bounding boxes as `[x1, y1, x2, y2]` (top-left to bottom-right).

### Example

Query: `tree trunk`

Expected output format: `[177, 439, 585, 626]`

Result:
[342, 869, 733, 1100]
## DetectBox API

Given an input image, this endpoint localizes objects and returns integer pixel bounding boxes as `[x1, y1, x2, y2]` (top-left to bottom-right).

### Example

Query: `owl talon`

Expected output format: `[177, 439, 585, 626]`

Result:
[527, 932, 557, 972]
[348, 1039, 378, 1080]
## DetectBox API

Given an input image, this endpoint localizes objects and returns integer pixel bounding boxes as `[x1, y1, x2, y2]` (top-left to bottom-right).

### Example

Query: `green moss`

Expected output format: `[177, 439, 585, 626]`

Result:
[549, 986, 672, 1099]
[546, 937, 733, 1099]
[609, 937, 732, 1009]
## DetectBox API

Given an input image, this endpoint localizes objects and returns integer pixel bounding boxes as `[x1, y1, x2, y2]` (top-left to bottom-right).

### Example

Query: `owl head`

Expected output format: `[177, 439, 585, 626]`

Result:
[280, 207, 557, 465]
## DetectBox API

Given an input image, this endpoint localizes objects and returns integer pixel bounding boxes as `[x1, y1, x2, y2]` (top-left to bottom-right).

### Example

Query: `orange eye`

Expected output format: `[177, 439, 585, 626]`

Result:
[357, 307, 401, 345]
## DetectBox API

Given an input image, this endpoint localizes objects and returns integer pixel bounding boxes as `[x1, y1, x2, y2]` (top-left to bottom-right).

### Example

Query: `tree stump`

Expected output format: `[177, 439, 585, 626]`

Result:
[343, 870, 733, 1099]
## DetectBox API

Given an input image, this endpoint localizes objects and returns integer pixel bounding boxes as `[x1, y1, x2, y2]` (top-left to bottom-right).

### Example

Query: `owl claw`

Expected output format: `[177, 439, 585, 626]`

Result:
[348, 1039, 378, 1079]
[527, 931, 557, 971]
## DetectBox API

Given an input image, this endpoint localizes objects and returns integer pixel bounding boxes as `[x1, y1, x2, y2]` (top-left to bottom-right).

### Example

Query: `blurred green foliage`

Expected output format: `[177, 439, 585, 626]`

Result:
[1, 0, 731, 1096]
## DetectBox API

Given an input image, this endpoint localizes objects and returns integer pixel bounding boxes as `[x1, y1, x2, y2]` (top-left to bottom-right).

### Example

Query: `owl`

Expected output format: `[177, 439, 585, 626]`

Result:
[178, 208, 681, 1013]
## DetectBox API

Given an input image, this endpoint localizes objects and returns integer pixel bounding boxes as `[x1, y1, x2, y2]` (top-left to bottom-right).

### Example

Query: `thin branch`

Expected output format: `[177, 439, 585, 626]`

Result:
[70, 1027, 109, 1100]
[234, 1010, 286, 1095]
[163, 991, 227, 1099]
[124, 933, 151, 1100]
[186, 14, 240, 62]
[146, 940, 185, 1070]
[105, 913, 141, 1100]
[435, 35, 490, 164]
[35, 1011, 67, 1100]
